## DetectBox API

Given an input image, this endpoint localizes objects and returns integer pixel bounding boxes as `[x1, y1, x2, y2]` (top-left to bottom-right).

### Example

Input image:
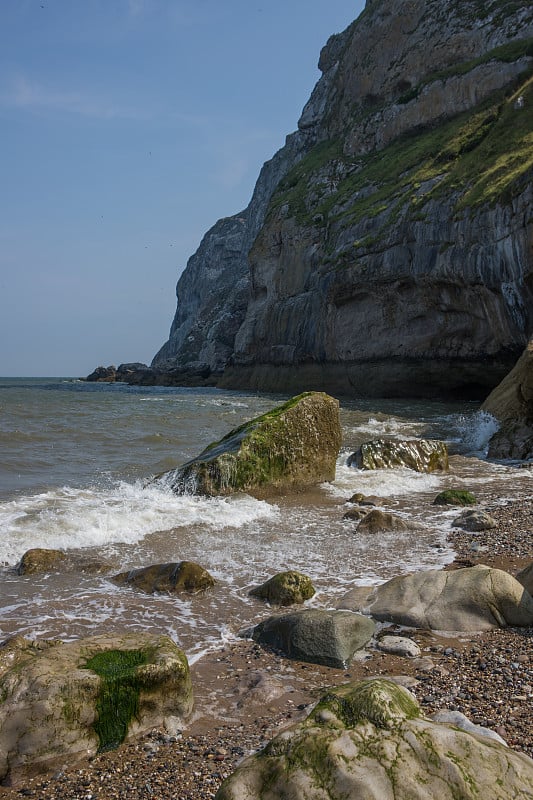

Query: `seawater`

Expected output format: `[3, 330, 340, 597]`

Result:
[0, 377, 529, 661]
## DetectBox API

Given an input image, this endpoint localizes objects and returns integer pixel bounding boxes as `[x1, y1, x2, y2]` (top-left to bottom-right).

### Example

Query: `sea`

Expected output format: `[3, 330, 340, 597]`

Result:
[0, 377, 530, 664]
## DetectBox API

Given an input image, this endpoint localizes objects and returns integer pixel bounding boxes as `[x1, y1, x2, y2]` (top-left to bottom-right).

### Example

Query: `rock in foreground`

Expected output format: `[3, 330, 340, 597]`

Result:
[339, 565, 533, 630]
[348, 438, 449, 472]
[216, 679, 533, 800]
[246, 609, 375, 668]
[155, 392, 341, 497]
[0, 633, 192, 782]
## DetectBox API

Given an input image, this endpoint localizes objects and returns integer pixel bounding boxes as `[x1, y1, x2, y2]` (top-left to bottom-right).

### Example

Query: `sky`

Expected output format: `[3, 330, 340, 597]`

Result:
[0, 0, 364, 377]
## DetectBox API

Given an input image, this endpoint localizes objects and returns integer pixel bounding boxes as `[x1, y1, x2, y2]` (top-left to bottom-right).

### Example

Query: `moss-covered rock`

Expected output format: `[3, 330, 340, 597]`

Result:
[16, 548, 66, 575]
[0, 633, 192, 782]
[348, 438, 449, 472]
[249, 571, 316, 606]
[112, 561, 215, 595]
[215, 678, 533, 799]
[155, 392, 341, 497]
[433, 489, 477, 505]
[356, 509, 419, 534]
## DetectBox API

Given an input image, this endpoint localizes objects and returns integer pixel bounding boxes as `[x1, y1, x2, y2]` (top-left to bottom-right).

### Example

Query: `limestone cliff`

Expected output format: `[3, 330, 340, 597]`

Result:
[154, 0, 533, 397]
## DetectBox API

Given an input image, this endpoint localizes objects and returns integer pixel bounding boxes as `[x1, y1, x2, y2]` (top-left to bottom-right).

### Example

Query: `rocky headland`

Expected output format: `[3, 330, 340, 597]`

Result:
[143, 0, 533, 400]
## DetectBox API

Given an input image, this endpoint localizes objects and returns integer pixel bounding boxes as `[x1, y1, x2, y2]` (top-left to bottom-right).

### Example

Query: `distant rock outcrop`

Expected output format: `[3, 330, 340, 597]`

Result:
[153, 0, 533, 398]
[153, 392, 341, 497]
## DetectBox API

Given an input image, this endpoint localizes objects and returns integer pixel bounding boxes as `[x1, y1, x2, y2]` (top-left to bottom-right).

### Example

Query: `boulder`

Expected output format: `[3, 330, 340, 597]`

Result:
[516, 561, 533, 596]
[346, 492, 378, 505]
[154, 392, 342, 497]
[215, 679, 533, 800]
[16, 548, 111, 576]
[16, 548, 66, 575]
[452, 509, 497, 531]
[112, 561, 215, 595]
[245, 609, 375, 669]
[249, 571, 316, 606]
[433, 489, 477, 506]
[347, 438, 449, 472]
[356, 509, 418, 534]
[0, 633, 192, 782]
[339, 565, 533, 630]
[482, 339, 533, 460]
[84, 365, 117, 382]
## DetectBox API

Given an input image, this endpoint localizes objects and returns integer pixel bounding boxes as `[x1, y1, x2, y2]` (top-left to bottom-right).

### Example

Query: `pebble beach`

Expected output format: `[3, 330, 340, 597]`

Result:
[1, 494, 531, 800]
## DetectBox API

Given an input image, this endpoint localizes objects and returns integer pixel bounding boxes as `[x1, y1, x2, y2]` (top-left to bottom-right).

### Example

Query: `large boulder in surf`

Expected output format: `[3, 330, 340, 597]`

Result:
[356, 509, 419, 534]
[112, 561, 216, 595]
[245, 609, 375, 668]
[338, 565, 533, 631]
[347, 438, 448, 472]
[249, 571, 316, 606]
[482, 339, 533, 460]
[16, 548, 67, 575]
[0, 633, 192, 782]
[215, 679, 533, 800]
[155, 392, 341, 497]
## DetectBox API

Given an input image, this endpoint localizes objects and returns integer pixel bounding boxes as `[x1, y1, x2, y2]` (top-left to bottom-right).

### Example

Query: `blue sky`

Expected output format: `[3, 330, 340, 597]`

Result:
[0, 1, 364, 376]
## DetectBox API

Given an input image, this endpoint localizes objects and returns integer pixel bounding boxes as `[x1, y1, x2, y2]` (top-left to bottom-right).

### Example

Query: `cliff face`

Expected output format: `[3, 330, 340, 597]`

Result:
[155, 0, 533, 397]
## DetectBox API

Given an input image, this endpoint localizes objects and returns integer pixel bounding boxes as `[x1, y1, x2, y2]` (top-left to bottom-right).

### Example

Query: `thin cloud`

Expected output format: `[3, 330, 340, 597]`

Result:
[2, 75, 146, 120]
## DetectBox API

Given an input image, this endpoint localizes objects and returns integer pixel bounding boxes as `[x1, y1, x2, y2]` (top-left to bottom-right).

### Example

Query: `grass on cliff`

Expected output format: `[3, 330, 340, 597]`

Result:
[270, 61, 533, 231]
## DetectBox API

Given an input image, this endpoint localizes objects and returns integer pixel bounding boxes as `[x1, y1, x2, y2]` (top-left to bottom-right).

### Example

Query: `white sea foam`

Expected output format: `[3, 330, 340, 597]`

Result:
[0, 482, 278, 565]
[328, 453, 444, 498]
[449, 410, 500, 455]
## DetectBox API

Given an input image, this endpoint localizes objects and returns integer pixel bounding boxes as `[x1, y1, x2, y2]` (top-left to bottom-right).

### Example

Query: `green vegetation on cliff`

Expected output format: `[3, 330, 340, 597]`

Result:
[270, 49, 533, 231]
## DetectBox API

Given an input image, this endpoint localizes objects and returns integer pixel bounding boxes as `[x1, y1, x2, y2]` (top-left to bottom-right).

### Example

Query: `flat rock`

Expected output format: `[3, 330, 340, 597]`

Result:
[377, 635, 421, 658]
[452, 509, 497, 531]
[339, 565, 533, 630]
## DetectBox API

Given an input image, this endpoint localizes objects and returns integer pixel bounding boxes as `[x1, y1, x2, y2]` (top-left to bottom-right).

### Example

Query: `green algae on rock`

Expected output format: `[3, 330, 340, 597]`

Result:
[348, 438, 449, 472]
[112, 561, 216, 595]
[0, 633, 193, 782]
[249, 571, 316, 606]
[155, 392, 341, 497]
[215, 678, 533, 800]
[433, 489, 477, 505]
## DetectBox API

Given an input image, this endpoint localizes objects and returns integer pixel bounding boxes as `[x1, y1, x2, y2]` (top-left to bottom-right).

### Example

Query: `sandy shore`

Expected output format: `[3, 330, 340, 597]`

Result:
[1, 496, 531, 799]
